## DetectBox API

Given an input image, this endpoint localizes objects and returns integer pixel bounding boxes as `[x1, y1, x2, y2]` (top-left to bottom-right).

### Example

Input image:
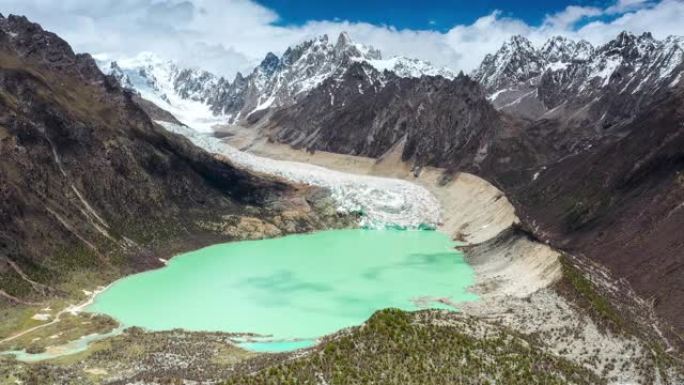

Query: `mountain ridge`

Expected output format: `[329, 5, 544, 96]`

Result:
[474, 31, 684, 123]
[99, 32, 456, 128]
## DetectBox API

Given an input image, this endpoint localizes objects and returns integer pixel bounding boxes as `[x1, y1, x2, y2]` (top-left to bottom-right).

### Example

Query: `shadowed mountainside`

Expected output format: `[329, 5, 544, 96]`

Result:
[504, 87, 684, 345]
[0, 14, 351, 305]
[265, 63, 506, 170]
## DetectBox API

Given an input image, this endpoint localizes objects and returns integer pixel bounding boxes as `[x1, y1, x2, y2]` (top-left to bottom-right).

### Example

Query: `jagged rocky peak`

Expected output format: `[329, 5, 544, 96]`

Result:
[174, 67, 219, 101]
[540, 36, 594, 64]
[277, 31, 381, 71]
[336, 31, 351, 47]
[224, 32, 388, 120]
[107, 61, 133, 88]
[334, 31, 382, 60]
[473, 35, 545, 91]
[211, 31, 456, 123]
[579, 31, 682, 88]
[601, 30, 657, 59]
[475, 34, 596, 91]
[478, 31, 683, 116]
[258, 52, 280, 75]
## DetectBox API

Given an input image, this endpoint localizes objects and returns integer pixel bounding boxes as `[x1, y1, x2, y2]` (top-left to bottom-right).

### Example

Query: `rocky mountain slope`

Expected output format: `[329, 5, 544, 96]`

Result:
[506, 85, 684, 346]
[469, 35, 684, 342]
[100, 33, 455, 128]
[0, 14, 350, 306]
[264, 63, 503, 170]
[253, 31, 681, 172]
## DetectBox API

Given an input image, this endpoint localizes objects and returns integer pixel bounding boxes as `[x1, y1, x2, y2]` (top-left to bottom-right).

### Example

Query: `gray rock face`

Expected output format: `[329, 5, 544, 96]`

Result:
[540, 36, 593, 64]
[214, 33, 384, 121]
[473, 35, 547, 92]
[267, 62, 500, 169]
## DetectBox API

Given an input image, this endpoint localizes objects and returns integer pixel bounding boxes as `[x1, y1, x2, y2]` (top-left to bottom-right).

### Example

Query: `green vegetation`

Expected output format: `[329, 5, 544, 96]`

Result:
[0, 313, 117, 354]
[0, 269, 34, 299]
[0, 306, 46, 341]
[0, 329, 255, 385]
[558, 257, 623, 329]
[225, 309, 603, 385]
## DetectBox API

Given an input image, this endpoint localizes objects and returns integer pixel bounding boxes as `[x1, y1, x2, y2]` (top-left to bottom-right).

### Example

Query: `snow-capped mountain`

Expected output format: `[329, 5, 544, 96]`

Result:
[205, 32, 455, 123]
[473, 32, 684, 122]
[209, 32, 385, 123]
[539, 36, 593, 64]
[266, 63, 498, 168]
[99, 32, 455, 129]
[99, 53, 224, 132]
[474, 35, 547, 92]
[365, 56, 456, 79]
[539, 32, 683, 109]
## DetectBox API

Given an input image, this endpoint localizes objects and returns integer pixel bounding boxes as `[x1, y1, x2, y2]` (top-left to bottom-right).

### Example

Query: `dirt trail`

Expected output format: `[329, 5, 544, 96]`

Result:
[1, 286, 108, 345]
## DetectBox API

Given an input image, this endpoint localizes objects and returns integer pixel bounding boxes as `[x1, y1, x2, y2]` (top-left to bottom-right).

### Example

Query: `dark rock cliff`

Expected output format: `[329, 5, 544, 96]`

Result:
[266, 63, 503, 170]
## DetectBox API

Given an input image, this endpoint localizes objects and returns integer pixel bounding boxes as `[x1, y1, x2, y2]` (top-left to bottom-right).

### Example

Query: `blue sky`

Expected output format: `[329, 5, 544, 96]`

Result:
[3, 0, 683, 76]
[258, 0, 616, 31]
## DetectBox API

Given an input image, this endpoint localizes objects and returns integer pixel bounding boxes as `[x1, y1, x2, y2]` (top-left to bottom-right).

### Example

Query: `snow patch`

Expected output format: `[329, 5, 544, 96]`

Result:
[547, 61, 570, 72]
[487, 88, 510, 102]
[365, 57, 455, 79]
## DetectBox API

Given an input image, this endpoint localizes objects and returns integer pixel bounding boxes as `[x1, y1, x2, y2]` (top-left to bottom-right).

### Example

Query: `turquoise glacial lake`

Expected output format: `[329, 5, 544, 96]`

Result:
[88, 229, 477, 348]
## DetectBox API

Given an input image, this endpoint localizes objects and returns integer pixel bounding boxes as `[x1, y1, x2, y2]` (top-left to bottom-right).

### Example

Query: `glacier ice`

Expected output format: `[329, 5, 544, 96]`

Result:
[158, 122, 441, 229]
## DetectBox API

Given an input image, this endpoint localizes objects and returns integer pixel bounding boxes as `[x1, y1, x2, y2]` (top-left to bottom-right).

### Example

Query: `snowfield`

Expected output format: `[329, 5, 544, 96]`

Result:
[158, 122, 441, 229]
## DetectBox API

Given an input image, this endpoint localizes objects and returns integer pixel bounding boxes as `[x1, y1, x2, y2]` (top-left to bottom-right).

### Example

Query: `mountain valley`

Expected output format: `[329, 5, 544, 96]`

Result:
[0, 10, 683, 385]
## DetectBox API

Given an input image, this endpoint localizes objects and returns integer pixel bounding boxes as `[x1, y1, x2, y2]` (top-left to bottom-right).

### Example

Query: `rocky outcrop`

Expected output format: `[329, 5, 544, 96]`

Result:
[0, 14, 352, 304]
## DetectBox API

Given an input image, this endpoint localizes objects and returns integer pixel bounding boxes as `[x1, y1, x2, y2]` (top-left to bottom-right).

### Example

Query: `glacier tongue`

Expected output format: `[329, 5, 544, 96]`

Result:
[158, 122, 441, 229]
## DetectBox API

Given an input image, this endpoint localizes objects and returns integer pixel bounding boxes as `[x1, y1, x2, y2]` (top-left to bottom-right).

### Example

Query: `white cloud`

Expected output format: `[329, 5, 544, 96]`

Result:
[542, 5, 603, 29]
[2, 0, 682, 78]
[605, 0, 654, 14]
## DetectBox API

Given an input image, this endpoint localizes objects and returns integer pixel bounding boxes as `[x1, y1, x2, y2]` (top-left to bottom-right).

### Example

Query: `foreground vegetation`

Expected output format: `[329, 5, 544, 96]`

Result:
[0, 328, 254, 384]
[0, 310, 601, 385]
[226, 309, 603, 385]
